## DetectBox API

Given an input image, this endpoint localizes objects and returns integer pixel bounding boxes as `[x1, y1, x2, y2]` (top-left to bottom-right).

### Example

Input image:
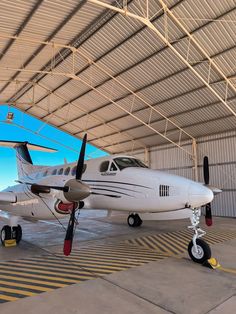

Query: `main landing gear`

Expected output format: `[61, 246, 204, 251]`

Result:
[127, 213, 143, 227]
[188, 208, 211, 264]
[1, 225, 22, 246]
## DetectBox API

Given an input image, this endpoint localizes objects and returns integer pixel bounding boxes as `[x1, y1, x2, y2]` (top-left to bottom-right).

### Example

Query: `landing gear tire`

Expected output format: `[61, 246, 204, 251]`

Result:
[127, 214, 143, 227]
[188, 239, 211, 264]
[1, 225, 12, 246]
[12, 225, 22, 244]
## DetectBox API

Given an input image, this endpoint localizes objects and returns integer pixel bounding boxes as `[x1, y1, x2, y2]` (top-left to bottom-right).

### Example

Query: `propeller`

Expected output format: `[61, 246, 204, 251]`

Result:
[63, 134, 88, 256]
[203, 156, 212, 226]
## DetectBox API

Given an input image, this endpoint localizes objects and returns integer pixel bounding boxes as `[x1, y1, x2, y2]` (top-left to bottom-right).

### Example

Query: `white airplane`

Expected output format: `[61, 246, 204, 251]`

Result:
[0, 135, 219, 264]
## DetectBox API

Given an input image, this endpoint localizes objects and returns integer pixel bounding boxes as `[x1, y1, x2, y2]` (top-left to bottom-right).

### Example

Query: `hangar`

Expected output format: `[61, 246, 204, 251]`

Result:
[0, 1, 236, 313]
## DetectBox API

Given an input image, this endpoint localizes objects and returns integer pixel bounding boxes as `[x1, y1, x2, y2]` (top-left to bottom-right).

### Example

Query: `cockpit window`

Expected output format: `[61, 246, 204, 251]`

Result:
[100, 161, 109, 172]
[110, 162, 118, 172]
[114, 157, 148, 171]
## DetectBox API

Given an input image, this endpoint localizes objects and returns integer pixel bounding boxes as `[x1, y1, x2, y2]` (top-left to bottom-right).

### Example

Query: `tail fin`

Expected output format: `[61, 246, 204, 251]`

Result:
[0, 141, 56, 179]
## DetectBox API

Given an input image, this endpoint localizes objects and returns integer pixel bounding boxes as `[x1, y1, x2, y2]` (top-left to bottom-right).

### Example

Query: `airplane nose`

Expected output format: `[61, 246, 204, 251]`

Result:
[189, 183, 214, 206]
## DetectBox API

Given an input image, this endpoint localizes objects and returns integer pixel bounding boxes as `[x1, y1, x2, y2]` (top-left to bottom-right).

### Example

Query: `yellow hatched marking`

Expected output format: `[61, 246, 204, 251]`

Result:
[150, 235, 175, 255]
[74, 246, 161, 256]
[0, 265, 91, 280]
[208, 230, 236, 240]
[20, 256, 143, 267]
[0, 263, 93, 279]
[164, 234, 188, 248]
[0, 294, 18, 302]
[0, 287, 36, 297]
[155, 234, 182, 255]
[0, 280, 53, 292]
[0, 269, 78, 283]
[27, 256, 135, 270]
[56, 251, 160, 262]
[162, 234, 187, 253]
[0, 274, 66, 287]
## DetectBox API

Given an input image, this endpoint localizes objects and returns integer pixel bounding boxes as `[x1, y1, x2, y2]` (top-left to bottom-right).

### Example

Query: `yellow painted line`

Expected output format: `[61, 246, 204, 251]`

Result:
[0, 294, 18, 302]
[164, 233, 188, 247]
[0, 274, 66, 287]
[219, 267, 236, 275]
[0, 280, 53, 292]
[145, 235, 173, 255]
[161, 233, 187, 250]
[74, 246, 162, 256]
[208, 230, 236, 238]
[1, 263, 93, 279]
[0, 265, 88, 282]
[22, 256, 143, 267]
[0, 287, 36, 297]
[156, 234, 182, 255]
[56, 251, 160, 262]
[0, 269, 78, 283]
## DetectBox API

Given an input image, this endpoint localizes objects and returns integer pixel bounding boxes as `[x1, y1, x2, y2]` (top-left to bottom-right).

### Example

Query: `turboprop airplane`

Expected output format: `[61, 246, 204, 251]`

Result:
[0, 135, 220, 264]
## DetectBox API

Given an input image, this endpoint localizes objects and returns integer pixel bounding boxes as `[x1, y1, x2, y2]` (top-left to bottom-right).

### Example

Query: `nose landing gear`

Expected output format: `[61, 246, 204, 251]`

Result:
[188, 208, 211, 263]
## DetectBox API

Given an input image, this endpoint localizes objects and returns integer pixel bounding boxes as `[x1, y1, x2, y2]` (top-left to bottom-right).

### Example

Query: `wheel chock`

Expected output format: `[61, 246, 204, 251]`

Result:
[4, 239, 17, 247]
[203, 257, 221, 269]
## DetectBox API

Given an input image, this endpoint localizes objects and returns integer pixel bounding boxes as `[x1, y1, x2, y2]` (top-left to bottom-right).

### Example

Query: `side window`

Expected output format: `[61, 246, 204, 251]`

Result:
[43, 170, 48, 177]
[71, 166, 77, 176]
[64, 167, 70, 175]
[71, 164, 87, 176]
[58, 168, 64, 175]
[52, 169, 57, 175]
[110, 162, 118, 172]
[100, 161, 109, 172]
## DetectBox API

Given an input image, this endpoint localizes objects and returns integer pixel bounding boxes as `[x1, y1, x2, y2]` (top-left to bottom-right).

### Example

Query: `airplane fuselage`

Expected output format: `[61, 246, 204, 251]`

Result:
[1, 155, 213, 220]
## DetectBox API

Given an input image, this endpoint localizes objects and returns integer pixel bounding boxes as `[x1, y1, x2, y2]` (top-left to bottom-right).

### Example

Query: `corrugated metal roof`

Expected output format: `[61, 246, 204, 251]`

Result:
[0, 0, 236, 154]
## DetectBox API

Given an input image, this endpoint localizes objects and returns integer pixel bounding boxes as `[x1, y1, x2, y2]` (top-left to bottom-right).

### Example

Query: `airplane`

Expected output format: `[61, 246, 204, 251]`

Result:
[0, 134, 220, 264]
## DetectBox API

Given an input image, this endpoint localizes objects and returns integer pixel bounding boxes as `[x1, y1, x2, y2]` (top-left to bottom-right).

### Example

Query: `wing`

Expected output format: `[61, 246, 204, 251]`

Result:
[0, 192, 17, 204]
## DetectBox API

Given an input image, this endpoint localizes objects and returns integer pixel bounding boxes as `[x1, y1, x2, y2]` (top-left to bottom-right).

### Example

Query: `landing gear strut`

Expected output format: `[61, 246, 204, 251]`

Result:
[127, 214, 142, 227]
[188, 208, 211, 263]
[1, 225, 22, 246]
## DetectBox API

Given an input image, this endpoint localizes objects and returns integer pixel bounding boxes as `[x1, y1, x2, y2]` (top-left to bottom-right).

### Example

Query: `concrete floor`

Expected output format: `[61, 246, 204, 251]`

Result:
[0, 210, 236, 314]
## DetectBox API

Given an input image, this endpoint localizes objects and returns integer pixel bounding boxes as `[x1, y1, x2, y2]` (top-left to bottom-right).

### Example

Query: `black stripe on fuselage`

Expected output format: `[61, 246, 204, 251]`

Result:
[88, 184, 141, 193]
[83, 180, 151, 189]
[90, 188, 133, 197]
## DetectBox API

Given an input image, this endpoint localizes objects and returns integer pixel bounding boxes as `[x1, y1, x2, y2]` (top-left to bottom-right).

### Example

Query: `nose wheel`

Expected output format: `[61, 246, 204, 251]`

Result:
[188, 208, 211, 263]
[188, 238, 211, 264]
[127, 214, 142, 227]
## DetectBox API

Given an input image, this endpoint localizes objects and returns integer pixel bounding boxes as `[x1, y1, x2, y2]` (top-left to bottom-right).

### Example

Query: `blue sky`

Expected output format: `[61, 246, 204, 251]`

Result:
[0, 105, 107, 190]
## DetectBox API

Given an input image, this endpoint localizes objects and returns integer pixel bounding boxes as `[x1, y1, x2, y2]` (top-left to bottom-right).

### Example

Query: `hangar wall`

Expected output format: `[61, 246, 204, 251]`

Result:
[133, 131, 236, 218]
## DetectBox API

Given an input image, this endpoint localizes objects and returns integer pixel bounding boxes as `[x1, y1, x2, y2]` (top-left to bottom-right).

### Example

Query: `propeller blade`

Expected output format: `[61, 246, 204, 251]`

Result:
[205, 203, 212, 226]
[76, 134, 87, 181]
[63, 205, 76, 256]
[203, 156, 209, 185]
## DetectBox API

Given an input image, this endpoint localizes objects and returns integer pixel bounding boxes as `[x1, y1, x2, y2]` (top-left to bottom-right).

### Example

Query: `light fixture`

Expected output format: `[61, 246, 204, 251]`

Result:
[7, 112, 14, 122]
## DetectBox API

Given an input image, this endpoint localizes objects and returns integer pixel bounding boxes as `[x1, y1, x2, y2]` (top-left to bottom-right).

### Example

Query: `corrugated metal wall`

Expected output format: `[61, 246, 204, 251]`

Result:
[133, 131, 236, 217]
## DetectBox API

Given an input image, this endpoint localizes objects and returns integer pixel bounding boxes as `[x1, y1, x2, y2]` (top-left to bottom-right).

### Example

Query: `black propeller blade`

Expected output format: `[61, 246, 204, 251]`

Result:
[203, 156, 212, 226]
[63, 134, 87, 256]
[63, 202, 76, 256]
[203, 156, 209, 185]
[76, 133, 87, 181]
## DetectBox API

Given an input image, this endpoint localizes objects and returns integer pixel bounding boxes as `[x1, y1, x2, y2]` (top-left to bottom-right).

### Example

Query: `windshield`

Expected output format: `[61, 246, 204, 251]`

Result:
[114, 157, 148, 170]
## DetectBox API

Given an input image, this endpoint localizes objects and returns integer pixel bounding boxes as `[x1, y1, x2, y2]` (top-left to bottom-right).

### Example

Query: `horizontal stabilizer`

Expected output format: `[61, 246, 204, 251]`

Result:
[0, 140, 57, 152]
